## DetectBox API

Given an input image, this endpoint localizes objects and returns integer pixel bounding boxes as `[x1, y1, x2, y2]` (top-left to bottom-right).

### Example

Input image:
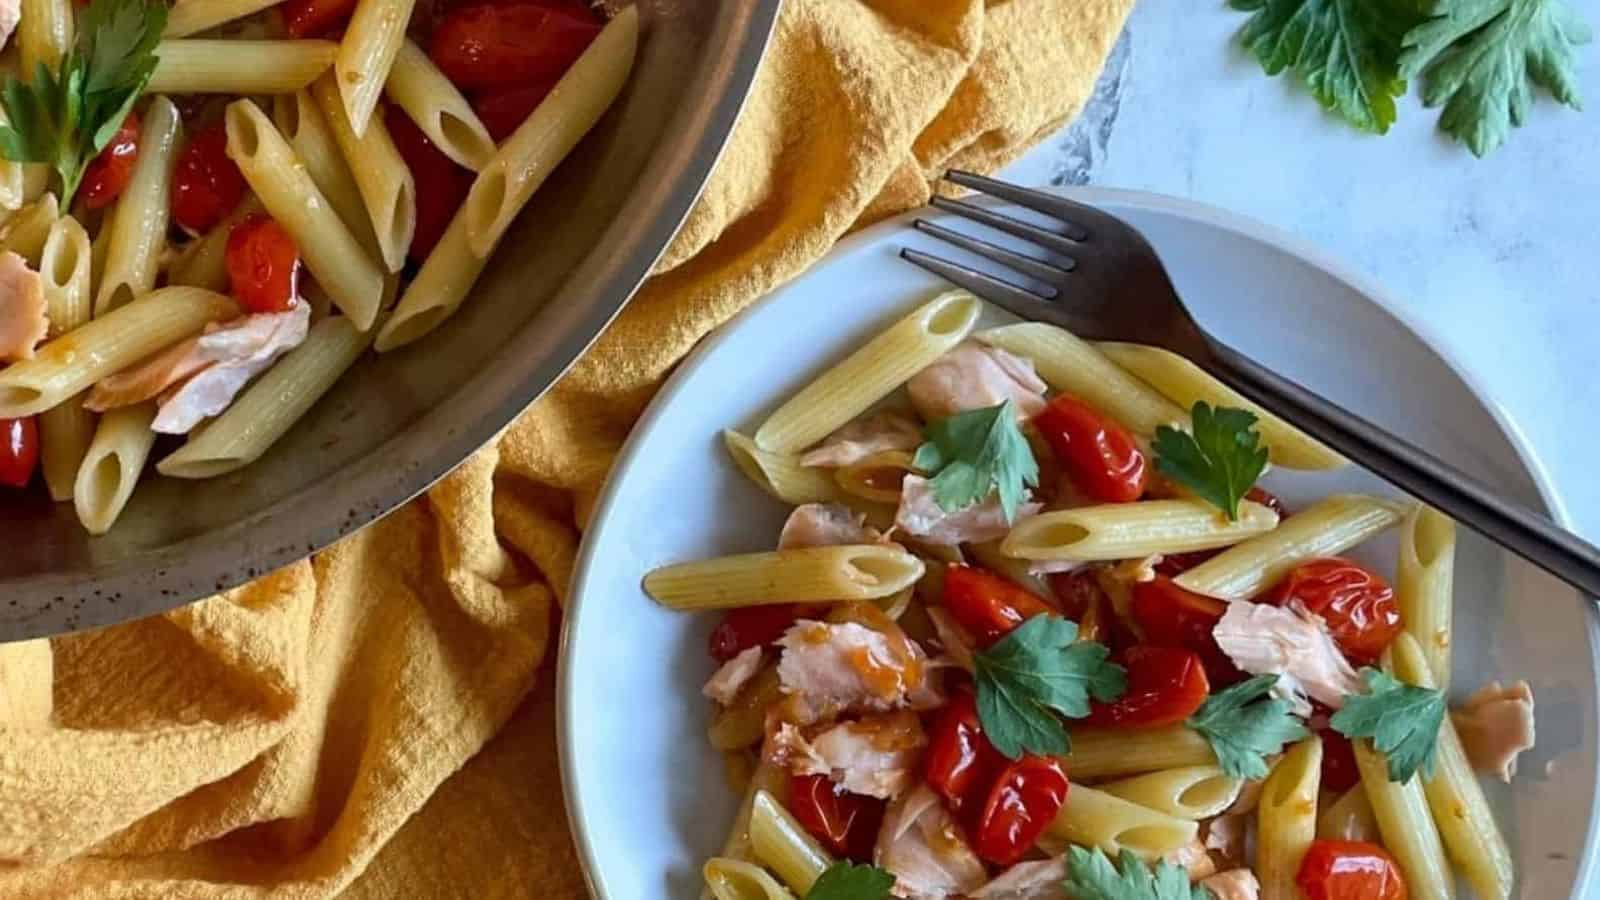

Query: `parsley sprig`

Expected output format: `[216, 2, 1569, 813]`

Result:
[1331, 668, 1447, 782]
[1063, 846, 1215, 900]
[912, 399, 1039, 522]
[806, 862, 894, 900]
[973, 615, 1125, 759]
[1185, 674, 1310, 780]
[0, 0, 165, 207]
[1152, 402, 1269, 521]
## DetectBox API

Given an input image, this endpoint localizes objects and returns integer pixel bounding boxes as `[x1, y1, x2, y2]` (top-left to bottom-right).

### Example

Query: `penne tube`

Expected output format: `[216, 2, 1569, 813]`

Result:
[1097, 766, 1242, 820]
[312, 74, 415, 271]
[149, 40, 338, 94]
[963, 539, 1053, 600]
[163, 0, 280, 38]
[0, 287, 237, 418]
[1096, 342, 1346, 470]
[158, 315, 372, 478]
[711, 762, 788, 870]
[708, 666, 781, 751]
[74, 403, 157, 535]
[225, 99, 384, 330]
[1045, 783, 1198, 860]
[18, 0, 72, 79]
[702, 859, 797, 900]
[1316, 786, 1379, 843]
[749, 791, 832, 896]
[1396, 506, 1457, 690]
[643, 545, 926, 610]
[37, 216, 95, 501]
[977, 322, 1184, 435]
[1175, 494, 1409, 600]
[1001, 498, 1280, 562]
[271, 91, 382, 257]
[0, 193, 59, 264]
[167, 196, 265, 291]
[96, 96, 181, 315]
[1061, 725, 1217, 779]
[334, 0, 417, 135]
[1257, 736, 1321, 900]
[1355, 737, 1456, 900]
[372, 201, 481, 350]
[723, 430, 845, 505]
[755, 292, 982, 454]
[832, 450, 916, 505]
[463, 5, 637, 256]
[384, 40, 496, 169]
[89, 201, 114, 299]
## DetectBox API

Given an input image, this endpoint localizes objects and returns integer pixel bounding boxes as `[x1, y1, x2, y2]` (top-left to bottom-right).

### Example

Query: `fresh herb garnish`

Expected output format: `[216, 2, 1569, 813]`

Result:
[1185, 674, 1311, 780]
[1152, 402, 1269, 522]
[972, 614, 1125, 760]
[0, 0, 166, 207]
[912, 399, 1039, 522]
[1063, 846, 1215, 900]
[1330, 668, 1447, 782]
[806, 862, 894, 900]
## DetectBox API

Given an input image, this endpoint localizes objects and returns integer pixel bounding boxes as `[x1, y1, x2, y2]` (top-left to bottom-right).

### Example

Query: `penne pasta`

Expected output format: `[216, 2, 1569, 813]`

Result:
[702, 859, 797, 900]
[167, 196, 265, 292]
[1000, 498, 1280, 563]
[163, 0, 280, 38]
[644, 545, 926, 610]
[384, 40, 496, 170]
[1396, 506, 1457, 690]
[0, 193, 59, 264]
[224, 99, 385, 330]
[0, 287, 237, 418]
[88, 201, 114, 299]
[755, 292, 982, 454]
[963, 539, 1053, 600]
[462, 5, 637, 256]
[149, 40, 339, 94]
[977, 322, 1183, 435]
[1316, 786, 1379, 843]
[1097, 766, 1242, 820]
[96, 96, 181, 315]
[334, 0, 417, 135]
[372, 200, 482, 350]
[712, 762, 788, 870]
[1095, 341, 1346, 470]
[708, 666, 781, 751]
[312, 74, 416, 272]
[37, 216, 94, 502]
[723, 430, 845, 506]
[749, 790, 832, 896]
[1355, 737, 1456, 900]
[18, 0, 72, 79]
[74, 403, 157, 535]
[270, 91, 382, 257]
[1044, 783, 1198, 861]
[832, 450, 916, 505]
[1061, 725, 1217, 779]
[1175, 494, 1409, 600]
[1257, 736, 1322, 900]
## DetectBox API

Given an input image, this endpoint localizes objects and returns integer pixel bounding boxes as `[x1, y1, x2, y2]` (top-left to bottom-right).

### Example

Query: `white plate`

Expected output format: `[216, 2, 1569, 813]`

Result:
[560, 188, 1600, 899]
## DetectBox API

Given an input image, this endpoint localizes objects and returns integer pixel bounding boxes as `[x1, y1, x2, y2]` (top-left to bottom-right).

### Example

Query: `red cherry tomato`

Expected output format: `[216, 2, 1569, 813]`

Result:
[942, 564, 1056, 647]
[1130, 576, 1243, 686]
[1265, 558, 1401, 664]
[429, 2, 602, 92]
[787, 773, 886, 862]
[385, 107, 472, 260]
[171, 123, 246, 234]
[281, 0, 359, 38]
[923, 689, 1006, 815]
[471, 80, 560, 142]
[707, 603, 814, 662]
[80, 113, 140, 210]
[1318, 725, 1361, 793]
[1154, 487, 1289, 576]
[1296, 839, 1408, 900]
[0, 417, 39, 488]
[1032, 394, 1147, 503]
[1085, 646, 1209, 728]
[225, 215, 301, 314]
[972, 755, 1069, 865]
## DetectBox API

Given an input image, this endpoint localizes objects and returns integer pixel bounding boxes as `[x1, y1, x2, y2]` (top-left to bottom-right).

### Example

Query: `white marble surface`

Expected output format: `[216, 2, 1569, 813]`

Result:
[1004, 5, 1600, 540]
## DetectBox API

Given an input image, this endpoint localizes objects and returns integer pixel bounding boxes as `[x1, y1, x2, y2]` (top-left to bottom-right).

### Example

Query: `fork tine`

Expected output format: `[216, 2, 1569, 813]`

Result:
[912, 218, 1070, 288]
[929, 196, 1081, 260]
[899, 247, 1067, 326]
[944, 170, 1090, 241]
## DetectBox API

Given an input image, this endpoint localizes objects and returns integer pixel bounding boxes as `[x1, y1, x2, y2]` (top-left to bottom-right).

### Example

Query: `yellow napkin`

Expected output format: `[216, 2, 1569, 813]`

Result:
[0, 0, 1133, 895]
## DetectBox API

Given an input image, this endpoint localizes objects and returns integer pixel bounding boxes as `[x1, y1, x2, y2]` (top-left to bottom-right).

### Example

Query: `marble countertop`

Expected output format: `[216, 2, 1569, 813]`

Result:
[1004, 5, 1600, 540]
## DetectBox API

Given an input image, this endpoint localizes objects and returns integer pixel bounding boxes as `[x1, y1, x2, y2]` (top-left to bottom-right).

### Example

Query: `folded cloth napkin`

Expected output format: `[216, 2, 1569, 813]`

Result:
[0, 0, 1132, 895]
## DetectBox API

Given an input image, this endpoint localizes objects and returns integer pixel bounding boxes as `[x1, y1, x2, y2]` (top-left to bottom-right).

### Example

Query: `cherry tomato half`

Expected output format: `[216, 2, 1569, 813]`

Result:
[942, 564, 1056, 647]
[1155, 487, 1289, 576]
[972, 755, 1069, 865]
[385, 106, 472, 261]
[923, 689, 1006, 815]
[171, 123, 247, 234]
[707, 603, 814, 662]
[1265, 558, 1401, 664]
[0, 417, 39, 488]
[1296, 839, 1408, 900]
[1130, 576, 1242, 686]
[281, 0, 359, 38]
[80, 113, 140, 210]
[472, 80, 559, 142]
[429, 2, 602, 92]
[1318, 724, 1361, 794]
[225, 215, 301, 314]
[1085, 645, 1209, 728]
[788, 773, 885, 862]
[1032, 393, 1147, 503]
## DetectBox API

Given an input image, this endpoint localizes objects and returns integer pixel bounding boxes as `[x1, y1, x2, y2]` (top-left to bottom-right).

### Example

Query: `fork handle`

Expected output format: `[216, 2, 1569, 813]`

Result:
[1202, 338, 1600, 598]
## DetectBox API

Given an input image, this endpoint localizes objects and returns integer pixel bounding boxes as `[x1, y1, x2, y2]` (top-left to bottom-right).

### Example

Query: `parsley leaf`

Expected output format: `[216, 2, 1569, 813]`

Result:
[1152, 403, 1269, 521]
[0, 0, 165, 207]
[973, 615, 1125, 760]
[1063, 846, 1214, 900]
[1229, 0, 1419, 134]
[912, 399, 1038, 522]
[1402, 0, 1591, 156]
[1330, 668, 1447, 782]
[1185, 674, 1311, 780]
[806, 862, 894, 900]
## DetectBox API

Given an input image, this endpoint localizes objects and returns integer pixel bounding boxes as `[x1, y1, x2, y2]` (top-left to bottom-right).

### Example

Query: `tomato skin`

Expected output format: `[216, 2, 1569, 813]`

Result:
[1032, 394, 1147, 503]
[1296, 839, 1408, 900]
[1084, 645, 1209, 728]
[429, 2, 602, 92]
[80, 113, 140, 210]
[0, 417, 39, 488]
[225, 215, 301, 314]
[384, 107, 471, 260]
[972, 755, 1069, 865]
[472, 80, 559, 142]
[1318, 725, 1361, 793]
[942, 564, 1056, 647]
[171, 124, 247, 233]
[787, 773, 886, 862]
[707, 604, 812, 662]
[1265, 558, 1401, 664]
[281, 0, 359, 38]
[1130, 576, 1242, 686]
[923, 689, 1006, 815]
